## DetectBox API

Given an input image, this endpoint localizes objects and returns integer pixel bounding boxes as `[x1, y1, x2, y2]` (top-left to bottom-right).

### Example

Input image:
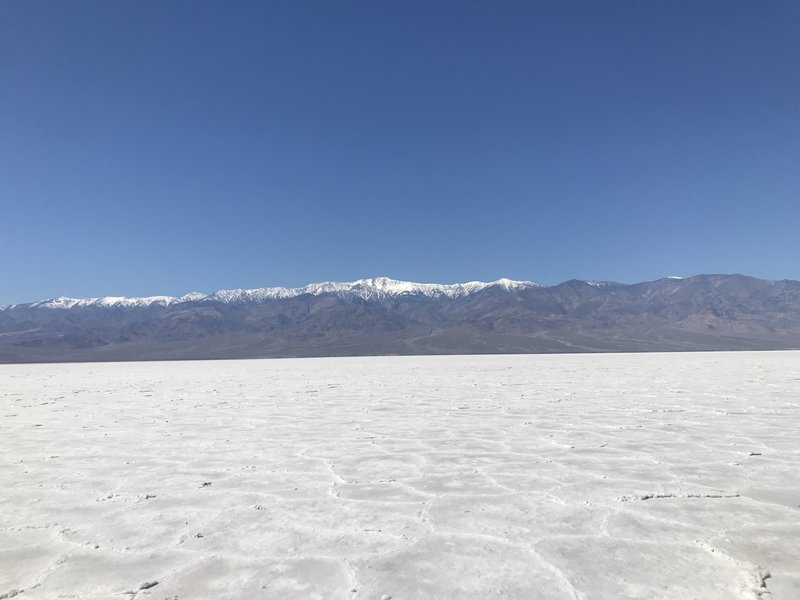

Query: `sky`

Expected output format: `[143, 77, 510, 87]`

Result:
[1, 1, 799, 303]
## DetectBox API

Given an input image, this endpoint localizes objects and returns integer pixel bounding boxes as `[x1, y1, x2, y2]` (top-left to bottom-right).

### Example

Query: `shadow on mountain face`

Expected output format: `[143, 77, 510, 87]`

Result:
[1, 274, 799, 363]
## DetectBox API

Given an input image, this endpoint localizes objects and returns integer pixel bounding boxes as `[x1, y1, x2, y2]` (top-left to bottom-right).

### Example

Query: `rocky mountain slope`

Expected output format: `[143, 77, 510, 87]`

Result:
[1, 274, 799, 363]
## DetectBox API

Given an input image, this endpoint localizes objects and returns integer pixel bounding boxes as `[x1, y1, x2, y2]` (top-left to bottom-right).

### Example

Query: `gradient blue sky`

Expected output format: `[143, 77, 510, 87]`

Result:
[2, 1, 798, 303]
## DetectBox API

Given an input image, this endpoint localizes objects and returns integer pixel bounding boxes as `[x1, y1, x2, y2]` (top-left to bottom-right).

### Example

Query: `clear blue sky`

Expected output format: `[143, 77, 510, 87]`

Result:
[1, 1, 798, 303]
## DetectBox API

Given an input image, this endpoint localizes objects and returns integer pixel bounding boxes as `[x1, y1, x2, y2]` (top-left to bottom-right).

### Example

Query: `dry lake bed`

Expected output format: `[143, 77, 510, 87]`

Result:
[1, 351, 799, 599]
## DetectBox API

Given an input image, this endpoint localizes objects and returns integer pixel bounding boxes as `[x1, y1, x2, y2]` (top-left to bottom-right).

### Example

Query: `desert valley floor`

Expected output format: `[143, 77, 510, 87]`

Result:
[1, 351, 799, 599]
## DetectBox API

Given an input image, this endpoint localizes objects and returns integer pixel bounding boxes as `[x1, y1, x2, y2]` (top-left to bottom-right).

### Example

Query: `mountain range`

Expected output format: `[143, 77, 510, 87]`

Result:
[1, 274, 799, 363]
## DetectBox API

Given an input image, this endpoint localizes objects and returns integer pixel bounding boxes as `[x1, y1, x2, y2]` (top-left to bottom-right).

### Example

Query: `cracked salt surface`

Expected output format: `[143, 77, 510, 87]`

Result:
[1, 351, 799, 599]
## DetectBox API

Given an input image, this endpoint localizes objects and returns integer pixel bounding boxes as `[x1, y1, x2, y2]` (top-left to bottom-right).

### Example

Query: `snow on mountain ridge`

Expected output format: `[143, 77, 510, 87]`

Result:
[27, 295, 184, 310]
[208, 277, 538, 303]
[11, 277, 539, 310]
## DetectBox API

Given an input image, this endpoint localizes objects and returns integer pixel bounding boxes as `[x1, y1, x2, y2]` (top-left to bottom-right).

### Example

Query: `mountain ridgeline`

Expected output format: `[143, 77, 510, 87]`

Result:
[1, 274, 799, 363]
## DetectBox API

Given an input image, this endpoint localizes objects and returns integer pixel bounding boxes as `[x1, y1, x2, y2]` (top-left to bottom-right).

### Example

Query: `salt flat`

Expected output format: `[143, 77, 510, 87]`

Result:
[1, 352, 798, 600]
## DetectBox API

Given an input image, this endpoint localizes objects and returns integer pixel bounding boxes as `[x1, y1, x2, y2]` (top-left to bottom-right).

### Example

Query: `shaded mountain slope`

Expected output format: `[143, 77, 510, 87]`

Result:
[1, 274, 799, 363]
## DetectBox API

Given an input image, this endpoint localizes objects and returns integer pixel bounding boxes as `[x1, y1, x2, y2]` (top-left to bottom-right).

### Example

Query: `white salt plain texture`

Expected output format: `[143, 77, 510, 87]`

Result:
[1, 351, 799, 599]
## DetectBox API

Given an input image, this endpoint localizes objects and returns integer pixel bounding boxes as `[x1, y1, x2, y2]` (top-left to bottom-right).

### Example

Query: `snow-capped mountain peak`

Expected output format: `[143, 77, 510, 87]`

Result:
[28, 295, 180, 310]
[10, 277, 539, 310]
[207, 277, 538, 303]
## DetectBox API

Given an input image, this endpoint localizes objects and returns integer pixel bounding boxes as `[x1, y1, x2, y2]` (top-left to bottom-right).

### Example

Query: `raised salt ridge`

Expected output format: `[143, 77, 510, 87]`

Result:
[1, 351, 796, 597]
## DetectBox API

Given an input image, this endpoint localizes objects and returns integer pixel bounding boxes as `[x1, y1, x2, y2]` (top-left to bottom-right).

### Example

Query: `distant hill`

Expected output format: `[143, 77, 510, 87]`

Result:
[1, 274, 799, 363]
